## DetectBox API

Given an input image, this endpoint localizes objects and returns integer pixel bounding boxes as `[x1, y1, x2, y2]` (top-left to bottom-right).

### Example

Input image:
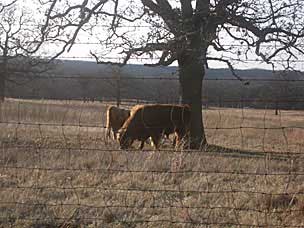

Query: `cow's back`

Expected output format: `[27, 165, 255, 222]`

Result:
[132, 104, 190, 130]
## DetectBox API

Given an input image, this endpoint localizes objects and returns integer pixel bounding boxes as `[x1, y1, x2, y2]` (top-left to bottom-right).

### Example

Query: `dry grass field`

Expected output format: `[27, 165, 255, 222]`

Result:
[1, 98, 304, 227]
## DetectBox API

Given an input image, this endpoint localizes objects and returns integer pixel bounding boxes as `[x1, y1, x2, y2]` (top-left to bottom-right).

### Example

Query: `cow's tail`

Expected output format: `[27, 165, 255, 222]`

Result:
[106, 107, 112, 139]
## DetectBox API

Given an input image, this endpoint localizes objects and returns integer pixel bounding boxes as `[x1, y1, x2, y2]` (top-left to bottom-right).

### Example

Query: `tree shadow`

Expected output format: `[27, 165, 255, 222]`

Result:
[200, 143, 294, 161]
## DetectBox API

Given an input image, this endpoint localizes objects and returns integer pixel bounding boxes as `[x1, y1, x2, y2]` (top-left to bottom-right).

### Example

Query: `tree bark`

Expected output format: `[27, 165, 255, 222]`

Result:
[178, 52, 207, 149]
[0, 66, 5, 102]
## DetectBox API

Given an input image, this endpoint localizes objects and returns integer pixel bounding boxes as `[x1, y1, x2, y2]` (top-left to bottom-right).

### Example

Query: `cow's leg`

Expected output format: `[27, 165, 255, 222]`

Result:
[172, 133, 177, 147]
[175, 128, 187, 149]
[140, 140, 145, 150]
[160, 131, 168, 145]
[106, 127, 111, 140]
[120, 138, 134, 150]
[175, 133, 181, 149]
[138, 137, 149, 150]
[113, 130, 117, 140]
[151, 134, 162, 150]
[164, 132, 170, 139]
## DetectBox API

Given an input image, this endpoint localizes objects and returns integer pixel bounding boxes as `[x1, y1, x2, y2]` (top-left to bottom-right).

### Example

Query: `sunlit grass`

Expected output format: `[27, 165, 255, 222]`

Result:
[1, 98, 304, 227]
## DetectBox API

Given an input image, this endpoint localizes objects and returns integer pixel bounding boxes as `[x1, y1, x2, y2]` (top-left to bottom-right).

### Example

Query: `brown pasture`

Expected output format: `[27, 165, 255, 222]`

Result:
[1, 98, 304, 227]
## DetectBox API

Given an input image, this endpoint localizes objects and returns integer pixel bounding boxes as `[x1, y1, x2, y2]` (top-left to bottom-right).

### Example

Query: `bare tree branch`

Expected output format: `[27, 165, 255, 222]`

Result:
[207, 56, 250, 85]
[141, 0, 180, 35]
[0, 0, 17, 14]
[0, 0, 57, 100]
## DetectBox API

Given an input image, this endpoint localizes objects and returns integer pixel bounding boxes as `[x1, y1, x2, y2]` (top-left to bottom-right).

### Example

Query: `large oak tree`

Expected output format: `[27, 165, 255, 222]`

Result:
[42, 0, 304, 149]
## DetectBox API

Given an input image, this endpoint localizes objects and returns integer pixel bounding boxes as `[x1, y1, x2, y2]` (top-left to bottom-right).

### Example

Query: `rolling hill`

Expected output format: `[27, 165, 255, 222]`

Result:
[6, 60, 304, 109]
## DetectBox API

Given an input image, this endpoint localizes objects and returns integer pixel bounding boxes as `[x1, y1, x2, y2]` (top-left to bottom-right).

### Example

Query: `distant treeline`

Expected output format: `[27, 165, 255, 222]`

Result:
[5, 61, 304, 110]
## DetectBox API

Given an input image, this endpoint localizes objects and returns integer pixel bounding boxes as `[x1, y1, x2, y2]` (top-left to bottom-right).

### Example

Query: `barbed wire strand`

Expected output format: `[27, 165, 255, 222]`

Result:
[1, 98, 304, 227]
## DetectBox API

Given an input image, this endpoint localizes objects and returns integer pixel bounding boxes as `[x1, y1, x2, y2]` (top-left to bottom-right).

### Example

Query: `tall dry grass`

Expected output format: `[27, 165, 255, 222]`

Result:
[1, 98, 304, 227]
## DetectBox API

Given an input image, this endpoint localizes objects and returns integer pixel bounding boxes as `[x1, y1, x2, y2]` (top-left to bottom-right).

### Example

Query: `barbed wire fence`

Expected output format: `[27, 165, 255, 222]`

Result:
[1, 56, 304, 227]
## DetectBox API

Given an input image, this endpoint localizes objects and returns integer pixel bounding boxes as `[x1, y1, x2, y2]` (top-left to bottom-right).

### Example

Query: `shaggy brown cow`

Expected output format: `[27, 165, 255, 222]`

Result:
[118, 104, 190, 150]
[106, 106, 130, 140]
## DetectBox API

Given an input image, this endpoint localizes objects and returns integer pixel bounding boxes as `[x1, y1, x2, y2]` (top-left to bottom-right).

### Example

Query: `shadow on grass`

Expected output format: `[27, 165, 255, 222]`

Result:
[201, 143, 295, 161]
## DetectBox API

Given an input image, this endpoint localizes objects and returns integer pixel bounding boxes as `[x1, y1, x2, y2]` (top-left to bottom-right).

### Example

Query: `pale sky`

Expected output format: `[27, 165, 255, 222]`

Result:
[1, 0, 304, 72]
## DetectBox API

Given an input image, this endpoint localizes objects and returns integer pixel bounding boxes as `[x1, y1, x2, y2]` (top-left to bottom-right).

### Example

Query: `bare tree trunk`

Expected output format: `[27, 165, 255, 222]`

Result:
[178, 55, 207, 149]
[0, 78, 4, 102]
[1, 37, 9, 103]
[0, 67, 5, 102]
[116, 73, 121, 107]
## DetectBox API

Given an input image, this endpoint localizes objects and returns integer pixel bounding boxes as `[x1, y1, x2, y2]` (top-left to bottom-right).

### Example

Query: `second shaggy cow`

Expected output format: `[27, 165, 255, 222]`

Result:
[106, 106, 130, 140]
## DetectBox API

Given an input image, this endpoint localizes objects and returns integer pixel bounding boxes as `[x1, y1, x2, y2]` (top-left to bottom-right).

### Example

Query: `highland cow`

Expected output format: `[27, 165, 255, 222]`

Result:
[118, 104, 190, 149]
[106, 106, 130, 140]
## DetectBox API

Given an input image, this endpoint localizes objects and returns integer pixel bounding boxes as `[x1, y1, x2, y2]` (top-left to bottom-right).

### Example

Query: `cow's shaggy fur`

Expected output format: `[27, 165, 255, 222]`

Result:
[106, 106, 130, 140]
[118, 104, 190, 150]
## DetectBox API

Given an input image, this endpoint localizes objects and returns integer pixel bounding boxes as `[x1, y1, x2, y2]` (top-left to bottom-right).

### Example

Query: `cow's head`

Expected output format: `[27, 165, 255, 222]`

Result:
[118, 128, 133, 149]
